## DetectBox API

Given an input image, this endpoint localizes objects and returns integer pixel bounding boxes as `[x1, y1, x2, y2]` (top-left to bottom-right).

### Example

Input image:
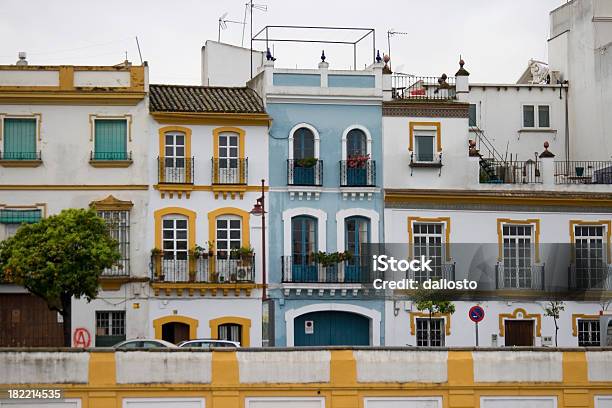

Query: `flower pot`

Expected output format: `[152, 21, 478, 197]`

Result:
[575, 166, 584, 177]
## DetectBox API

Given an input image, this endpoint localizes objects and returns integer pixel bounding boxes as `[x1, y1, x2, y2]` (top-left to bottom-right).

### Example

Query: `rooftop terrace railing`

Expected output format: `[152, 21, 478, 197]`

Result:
[392, 74, 456, 100]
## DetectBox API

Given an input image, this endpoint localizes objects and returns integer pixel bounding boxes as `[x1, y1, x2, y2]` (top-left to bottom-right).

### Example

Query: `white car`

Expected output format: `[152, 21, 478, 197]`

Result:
[177, 339, 240, 349]
[113, 339, 178, 349]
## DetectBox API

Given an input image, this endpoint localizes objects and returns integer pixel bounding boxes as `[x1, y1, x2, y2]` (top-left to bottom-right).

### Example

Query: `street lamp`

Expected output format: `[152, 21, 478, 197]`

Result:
[250, 179, 267, 301]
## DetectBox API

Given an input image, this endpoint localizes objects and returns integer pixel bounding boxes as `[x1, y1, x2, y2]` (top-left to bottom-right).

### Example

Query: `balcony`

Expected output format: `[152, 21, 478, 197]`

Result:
[480, 160, 541, 184]
[211, 158, 248, 185]
[0, 151, 42, 167]
[89, 151, 133, 168]
[495, 263, 545, 290]
[569, 263, 612, 290]
[287, 159, 323, 186]
[281, 255, 377, 284]
[404, 262, 455, 283]
[391, 74, 456, 100]
[555, 161, 612, 184]
[150, 253, 256, 296]
[340, 159, 376, 187]
[158, 157, 194, 184]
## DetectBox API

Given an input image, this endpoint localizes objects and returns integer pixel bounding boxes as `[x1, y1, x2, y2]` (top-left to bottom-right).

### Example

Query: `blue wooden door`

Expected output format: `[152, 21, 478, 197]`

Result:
[294, 311, 370, 346]
[345, 216, 370, 282]
[293, 127, 316, 185]
[291, 216, 318, 282]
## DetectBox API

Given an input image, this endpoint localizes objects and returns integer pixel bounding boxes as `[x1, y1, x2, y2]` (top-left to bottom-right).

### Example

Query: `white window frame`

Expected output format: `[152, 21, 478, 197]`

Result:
[468, 103, 478, 128]
[288, 123, 320, 160]
[215, 214, 242, 254]
[96, 310, 126, 337]
[412, 222, 445, 281]
[0, 114, 42, 153]
[415, 317, 445, 347]
[162, 215, 189, 260]
[521, 104, 551, 129]
[364, 397, 443, 408]
[89, 114, 132, 157]
[0, 204, 45, 241]
[413, 130, 437, 163]
[245, 397, 324, 408]
[122, 398, 205, 408]
[501, 223, 535, 289]
[341, 125, 372, 161]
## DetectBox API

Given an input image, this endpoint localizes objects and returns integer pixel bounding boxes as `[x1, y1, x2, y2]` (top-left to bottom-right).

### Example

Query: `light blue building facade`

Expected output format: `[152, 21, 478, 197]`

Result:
[250, 57, 386, 346]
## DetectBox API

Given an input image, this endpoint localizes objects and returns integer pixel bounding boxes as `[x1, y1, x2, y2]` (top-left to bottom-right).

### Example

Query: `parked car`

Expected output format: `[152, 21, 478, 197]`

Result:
[113, 339, 178, 349]
[177, 339, 240, 349]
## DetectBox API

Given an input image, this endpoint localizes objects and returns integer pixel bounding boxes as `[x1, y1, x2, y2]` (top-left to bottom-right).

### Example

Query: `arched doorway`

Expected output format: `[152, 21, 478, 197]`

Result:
[161, 322, 190, 344]
[294, 311, 370, 346]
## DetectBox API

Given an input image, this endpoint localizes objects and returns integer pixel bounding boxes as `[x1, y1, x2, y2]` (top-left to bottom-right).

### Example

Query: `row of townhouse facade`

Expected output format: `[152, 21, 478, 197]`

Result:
[1, 0, 611, 349]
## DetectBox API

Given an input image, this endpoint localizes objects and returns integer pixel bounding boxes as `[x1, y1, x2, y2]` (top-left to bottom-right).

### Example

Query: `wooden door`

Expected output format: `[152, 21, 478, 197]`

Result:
[504, 320, 534, 346]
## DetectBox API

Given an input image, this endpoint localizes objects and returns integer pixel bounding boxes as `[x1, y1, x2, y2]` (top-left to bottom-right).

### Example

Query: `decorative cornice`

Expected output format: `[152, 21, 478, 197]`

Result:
[90, 195, 134, 211]
[383, 101, 469, 118]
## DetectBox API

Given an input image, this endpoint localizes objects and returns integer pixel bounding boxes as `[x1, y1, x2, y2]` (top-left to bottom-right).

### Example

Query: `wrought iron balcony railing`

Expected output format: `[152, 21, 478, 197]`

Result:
[340, 159, 376, 187]
[287, 159, 323, 186]
[211, 158, 248, 185]
[158, 157, 194, 184]
[569, 263, 612, 290]
[496, 263, 545, 290]
[281, 255, 378, 284]
[555, 161, 612, 184]
[90, 151, 132, 161]
[404, 262, 456, 283]
[391, 74, 456, 100]
[150, 253, 255, 283]
[0, 151, 42, 160]
[480, 160, 541, 184]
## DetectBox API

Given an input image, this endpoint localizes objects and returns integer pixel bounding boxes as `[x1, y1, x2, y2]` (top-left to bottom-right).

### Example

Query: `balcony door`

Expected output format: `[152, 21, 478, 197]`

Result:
[345, 216, 370, 282]
[218, 132, 239, 184]
[412, 223, 444, 281]
[164, 132, 186, 183]
[502, 224, 533, 289]
[216, 215, 241, 281]
[293, 127, 316, 185]
[162, 215, 188, 281]
[346, 129, 368, 186]
[291, 216, 318, 282]
[575, 225, 606, 289]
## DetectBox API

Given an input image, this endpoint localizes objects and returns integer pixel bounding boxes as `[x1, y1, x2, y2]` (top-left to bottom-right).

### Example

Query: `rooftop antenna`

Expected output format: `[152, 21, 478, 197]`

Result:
[218, 12, 246, 43]
[247, 0, 267, 79]
[387, 29, 408, 70]
[135, 36, 143, 65]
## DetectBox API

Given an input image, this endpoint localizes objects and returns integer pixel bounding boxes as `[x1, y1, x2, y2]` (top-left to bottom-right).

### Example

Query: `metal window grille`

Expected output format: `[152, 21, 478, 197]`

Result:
[577, 319, 600, 347]
[416, 318, 444, 347]
[96, 311, 125, 336]
[98, 210, 130, 276]
[575, 225, 606, 289]
[502, 225, 533, 289]
[413, 223, 443, 282]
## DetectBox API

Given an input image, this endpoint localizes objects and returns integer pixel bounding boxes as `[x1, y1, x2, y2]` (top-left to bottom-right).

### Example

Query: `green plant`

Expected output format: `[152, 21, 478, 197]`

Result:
[0, 208, 120, 346]
[312, 251, 352, 267]
[190, 245, 208, 259]
[413, 286, 456, 347]
[296, 157, 318, 168]
[231, 246, 254, 259]
[544, 300, 565, 347]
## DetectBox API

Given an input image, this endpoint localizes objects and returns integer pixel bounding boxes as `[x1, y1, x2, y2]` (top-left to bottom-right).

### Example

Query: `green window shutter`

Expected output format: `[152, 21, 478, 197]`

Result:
[0, 209, 42, 223]
[3, 118, 37, 160]
[94, 120, 127, 160]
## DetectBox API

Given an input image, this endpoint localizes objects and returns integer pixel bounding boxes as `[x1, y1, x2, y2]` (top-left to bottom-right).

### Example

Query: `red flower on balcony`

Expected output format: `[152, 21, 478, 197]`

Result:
[347, 154, 370, 169]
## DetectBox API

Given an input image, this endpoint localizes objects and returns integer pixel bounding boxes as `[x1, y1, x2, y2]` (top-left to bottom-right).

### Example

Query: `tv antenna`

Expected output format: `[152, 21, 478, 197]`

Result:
[244, 0, 267, 78]
[387, 29, 408, 70]
[218, 12, 246, 43]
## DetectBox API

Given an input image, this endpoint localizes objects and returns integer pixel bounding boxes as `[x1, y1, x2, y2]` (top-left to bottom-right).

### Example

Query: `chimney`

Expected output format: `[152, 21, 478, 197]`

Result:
[455, 57, 470, 95]
[16, 52, 28, 66]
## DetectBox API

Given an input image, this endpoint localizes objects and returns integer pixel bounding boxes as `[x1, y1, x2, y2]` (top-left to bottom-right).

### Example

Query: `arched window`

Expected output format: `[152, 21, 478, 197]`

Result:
[218, 323, 242, 344]
[346, 128, 367, 157]
[293, 127, 315, 160]
[291, 215, 318, 282]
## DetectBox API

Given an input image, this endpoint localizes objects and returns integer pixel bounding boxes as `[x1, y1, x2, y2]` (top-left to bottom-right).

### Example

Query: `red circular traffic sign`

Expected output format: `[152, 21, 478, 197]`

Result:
[469, 305, 485, 323]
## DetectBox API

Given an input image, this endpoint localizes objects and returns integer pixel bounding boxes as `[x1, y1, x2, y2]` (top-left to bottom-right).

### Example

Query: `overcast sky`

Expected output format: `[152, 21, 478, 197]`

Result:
[0, 0, 565, 84]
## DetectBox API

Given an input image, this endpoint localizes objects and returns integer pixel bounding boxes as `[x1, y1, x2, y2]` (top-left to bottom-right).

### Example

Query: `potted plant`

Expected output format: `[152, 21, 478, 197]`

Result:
[347, 154, 369, 169]
[150, 248, 164, 280]
[207, 241, 215, 257]
[231, 246, 254, 266]
[296, 157, 318, 168]
[230, 272, 237, 283]
[218, 274, 226, 283]
[575, 166, 585, 177]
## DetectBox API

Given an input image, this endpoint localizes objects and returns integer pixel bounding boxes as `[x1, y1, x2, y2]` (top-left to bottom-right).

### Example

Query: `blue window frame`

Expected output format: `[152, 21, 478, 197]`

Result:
[291, 215, 318, 282]
[345, 216, 370, 282]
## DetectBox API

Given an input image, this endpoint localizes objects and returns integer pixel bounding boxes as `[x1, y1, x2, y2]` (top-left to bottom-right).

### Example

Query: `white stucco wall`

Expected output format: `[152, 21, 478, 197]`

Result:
[0, 352, 89, 384]
[237, 350, 330, 383]
[116, 351, 212, 384]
